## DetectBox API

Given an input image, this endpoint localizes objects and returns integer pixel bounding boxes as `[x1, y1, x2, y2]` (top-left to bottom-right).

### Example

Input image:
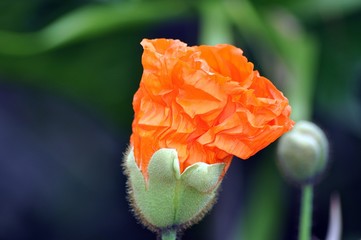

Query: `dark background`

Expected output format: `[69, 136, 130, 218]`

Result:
[0, 0, 360, 239]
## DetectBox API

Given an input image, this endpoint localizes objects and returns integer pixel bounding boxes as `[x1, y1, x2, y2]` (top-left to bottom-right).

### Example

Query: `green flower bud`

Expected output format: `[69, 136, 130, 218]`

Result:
[123, 147, 225, 233]
[277, 120, 329, 185]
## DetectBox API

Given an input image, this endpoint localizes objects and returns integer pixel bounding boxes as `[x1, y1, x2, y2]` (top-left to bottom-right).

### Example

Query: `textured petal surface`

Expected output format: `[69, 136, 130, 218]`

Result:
[130, 38, 294, 178]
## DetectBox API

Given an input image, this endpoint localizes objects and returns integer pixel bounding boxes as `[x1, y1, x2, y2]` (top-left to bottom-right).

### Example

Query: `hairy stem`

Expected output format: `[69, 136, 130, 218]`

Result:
[160, 229, 177, 240]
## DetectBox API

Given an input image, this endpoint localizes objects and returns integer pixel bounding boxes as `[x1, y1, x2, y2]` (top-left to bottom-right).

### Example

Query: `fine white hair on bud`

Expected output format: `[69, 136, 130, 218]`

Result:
[123, 147, 225, 234]
[277, 120, 329, 185]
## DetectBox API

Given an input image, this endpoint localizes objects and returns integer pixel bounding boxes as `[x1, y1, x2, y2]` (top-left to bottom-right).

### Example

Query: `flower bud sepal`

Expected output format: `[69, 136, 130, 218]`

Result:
[123, 147, 225, 234]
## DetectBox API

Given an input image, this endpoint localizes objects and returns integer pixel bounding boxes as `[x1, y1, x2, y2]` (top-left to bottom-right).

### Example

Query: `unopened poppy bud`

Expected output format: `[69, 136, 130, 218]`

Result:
[123, 147, 224, 233]
[277, 120, 329, 185]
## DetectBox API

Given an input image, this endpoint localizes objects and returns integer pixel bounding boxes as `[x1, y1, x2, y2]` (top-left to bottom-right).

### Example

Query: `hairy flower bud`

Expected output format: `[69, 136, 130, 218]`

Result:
[123, 147, 224, 233]
[277, 120, 329, 185]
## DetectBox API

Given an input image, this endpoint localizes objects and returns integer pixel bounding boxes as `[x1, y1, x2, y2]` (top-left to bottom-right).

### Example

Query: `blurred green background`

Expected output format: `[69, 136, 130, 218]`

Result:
[0, 0, 360, 239]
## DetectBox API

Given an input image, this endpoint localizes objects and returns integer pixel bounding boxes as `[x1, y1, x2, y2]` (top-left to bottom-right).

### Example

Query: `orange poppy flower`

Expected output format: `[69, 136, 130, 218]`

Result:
[130, 38, 294, 179]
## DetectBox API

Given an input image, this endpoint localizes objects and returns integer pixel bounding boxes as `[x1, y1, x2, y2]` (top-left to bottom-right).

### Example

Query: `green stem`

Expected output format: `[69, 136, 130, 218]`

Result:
[299, 185, 313, 240]
[198, 1, 233, 45]
[160, 229, 177, 240]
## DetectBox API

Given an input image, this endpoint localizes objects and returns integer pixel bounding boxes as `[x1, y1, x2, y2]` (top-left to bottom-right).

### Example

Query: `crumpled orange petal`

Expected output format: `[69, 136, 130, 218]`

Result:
[130, 38, 294, 179]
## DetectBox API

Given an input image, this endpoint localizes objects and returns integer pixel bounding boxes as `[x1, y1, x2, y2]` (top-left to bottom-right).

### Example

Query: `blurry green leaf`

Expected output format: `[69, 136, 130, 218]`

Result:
[0, 1, 189, 55]
[0, 1, 41, 30]
[288, 0, 361, 20]
[315, 16, 361, 137]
